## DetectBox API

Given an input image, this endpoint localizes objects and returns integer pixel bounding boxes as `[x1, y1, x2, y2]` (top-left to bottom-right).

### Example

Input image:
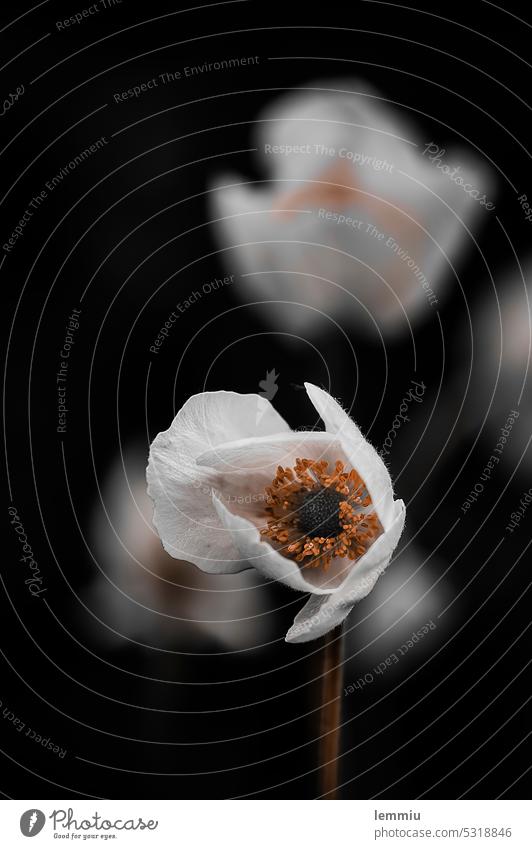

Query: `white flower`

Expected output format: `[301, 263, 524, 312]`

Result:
[147, 384, 405, 643]
[210, 79, 493, 334]
[463, 258, 529, 477]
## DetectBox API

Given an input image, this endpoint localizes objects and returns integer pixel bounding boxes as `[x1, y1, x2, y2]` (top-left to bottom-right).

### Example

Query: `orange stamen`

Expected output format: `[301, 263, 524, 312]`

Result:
[260, 458, 382, 570]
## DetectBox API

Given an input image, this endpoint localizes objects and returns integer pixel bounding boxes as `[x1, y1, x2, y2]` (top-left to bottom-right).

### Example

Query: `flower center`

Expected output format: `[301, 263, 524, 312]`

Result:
[260, 457, 382, 570]
[297, 487, 344, 538]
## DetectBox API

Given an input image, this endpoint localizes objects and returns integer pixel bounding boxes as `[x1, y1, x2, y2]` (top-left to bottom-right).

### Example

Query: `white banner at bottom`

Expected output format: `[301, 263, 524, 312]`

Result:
[0, 800, 529, 848]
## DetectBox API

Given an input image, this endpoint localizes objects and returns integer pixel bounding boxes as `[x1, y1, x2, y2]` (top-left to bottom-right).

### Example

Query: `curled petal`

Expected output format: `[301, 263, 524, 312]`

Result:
[213, 493, 336, 595]
[305, 382, 396, 528]
[147, 390, 289, 571]
[197, 431, 338, 473]
[286, 499, 406, 642]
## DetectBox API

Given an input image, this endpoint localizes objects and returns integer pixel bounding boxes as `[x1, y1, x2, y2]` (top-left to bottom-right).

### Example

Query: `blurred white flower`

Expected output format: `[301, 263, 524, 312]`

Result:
[147, 384, 405, 643]
[88, 443, 273, 651]
[210, 80, 493, 334]
[466, 259, 531, 475]
[343, 536, 447, 668]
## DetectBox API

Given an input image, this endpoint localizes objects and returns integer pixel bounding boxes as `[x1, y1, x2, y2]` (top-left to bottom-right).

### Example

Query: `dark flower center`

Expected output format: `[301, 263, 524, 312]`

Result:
[297, 487, 344, 538]
[261, 458, 381, 570]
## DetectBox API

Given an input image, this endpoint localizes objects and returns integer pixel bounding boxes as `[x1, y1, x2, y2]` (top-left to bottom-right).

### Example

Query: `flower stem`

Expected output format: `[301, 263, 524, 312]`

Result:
[318, 622, 345, 799]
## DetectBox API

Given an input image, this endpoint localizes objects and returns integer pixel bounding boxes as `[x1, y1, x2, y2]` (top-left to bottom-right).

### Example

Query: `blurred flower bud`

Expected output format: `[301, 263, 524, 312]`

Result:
[210, 80, 494, 336]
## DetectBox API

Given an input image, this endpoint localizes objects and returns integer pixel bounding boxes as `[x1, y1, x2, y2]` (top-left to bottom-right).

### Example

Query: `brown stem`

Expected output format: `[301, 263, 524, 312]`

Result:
[318, 623, 345, 799]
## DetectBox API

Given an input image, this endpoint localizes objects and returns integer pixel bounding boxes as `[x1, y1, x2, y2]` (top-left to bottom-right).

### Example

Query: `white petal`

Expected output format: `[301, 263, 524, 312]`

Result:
[285, 572, 381, 643]
[197, 431, 349, 533]
[147, 391, 290, 572]
[286, 500, 406, 643]
[197, 430, 341, 476]
[342, 498, 405, 584]
[305, 382, 396, 528]
[212, 493, 336, 595]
